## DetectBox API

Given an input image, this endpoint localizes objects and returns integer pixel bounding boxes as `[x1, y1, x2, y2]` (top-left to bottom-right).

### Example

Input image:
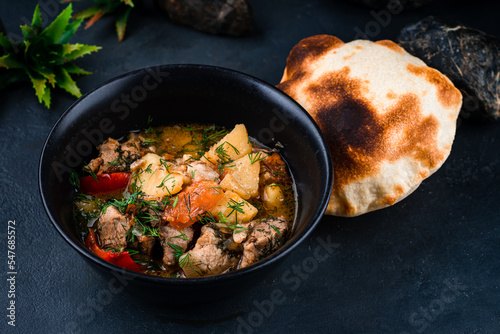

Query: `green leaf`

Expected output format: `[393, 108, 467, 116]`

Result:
[29, 74, 48, 104]
[63, 63, 91, 75]
[115, 7, 131, 42]
[41, 4, 73, 43]
[0, 54, 26, 70]
[20, 25, 34, 40]
[61, 43, 81, 56]
[55, 67, 82, 98]
[31, 5, 43, 29]
[73, 5, 103, 20]
[64, 43, 101, 61]
[37, 67, 57, 86]
[0, 34, 13, 51]
[122, 0, 135, 8]
[71, 0, 134, 41]
[41, 84, 51, 108]
[58, 18, 83, 44]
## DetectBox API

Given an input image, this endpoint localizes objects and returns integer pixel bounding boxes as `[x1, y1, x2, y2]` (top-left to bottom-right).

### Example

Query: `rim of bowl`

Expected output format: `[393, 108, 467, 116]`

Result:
[39, 64, 333, 286]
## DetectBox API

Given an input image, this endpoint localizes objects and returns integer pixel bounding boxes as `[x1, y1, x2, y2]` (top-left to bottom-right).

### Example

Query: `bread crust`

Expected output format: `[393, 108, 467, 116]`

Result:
[277, 35, 462, 217]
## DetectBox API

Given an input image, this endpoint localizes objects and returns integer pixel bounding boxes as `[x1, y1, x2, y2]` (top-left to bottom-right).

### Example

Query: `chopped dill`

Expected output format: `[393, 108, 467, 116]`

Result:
[248, 151, 268, 165]
[184, 194, 192, 214]
[83, 162, 98, 181]
[269, 224, 282, 235]
[215, 141, 240, 164]
[169, 231, 188, 241]
[69, 171, 80, 189]
[167, 242, 185, 259]
[207, 186, 222, 195]
[145, 116, 154, 133]
[159, 158, 170, 172]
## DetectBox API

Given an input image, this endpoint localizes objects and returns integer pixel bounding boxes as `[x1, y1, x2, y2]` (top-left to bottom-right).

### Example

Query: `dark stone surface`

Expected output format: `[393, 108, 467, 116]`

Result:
[343, 0, 435, 11]
[156, 0, 254, 36]
[0, 0, 499, 333]
[398, 16, 500, 121]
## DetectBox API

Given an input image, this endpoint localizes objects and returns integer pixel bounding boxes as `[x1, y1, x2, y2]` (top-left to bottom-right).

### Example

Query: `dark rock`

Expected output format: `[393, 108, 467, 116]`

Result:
[343, 0, 434, 10]
[156, 0, 254, 36]
[398, 16, 500, 121]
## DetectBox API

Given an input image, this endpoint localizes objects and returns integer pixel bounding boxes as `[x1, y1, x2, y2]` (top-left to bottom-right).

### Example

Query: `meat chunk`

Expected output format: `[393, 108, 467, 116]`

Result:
[179, 225, 240, 277]
[159, 224, 194, 266]
[97, 206, 131, 251]
[259, 152, 291, 186]
[88, 136, 142, 174]
[186, 160, 220, 182]
[240, 217, 289, 269]
[232, 221, 256, 244]
[138, 235, 156, 257]
[120, 135, 141, 162]
[91, 138, 121, 174]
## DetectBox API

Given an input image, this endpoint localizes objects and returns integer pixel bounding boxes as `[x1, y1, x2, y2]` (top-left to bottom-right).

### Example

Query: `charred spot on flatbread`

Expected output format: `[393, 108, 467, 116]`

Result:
[308, 67, 443, 191]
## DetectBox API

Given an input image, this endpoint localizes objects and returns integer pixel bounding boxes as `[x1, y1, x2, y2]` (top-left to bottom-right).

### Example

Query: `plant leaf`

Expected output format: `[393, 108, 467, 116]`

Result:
[85, 9, 107, 29]
[29, 74, 48, 104]
[41, 83, 51, 108]
[64, 43, 101, 61]
[116, 7, 131, 42]
[74, 5, 103, 20]
[36, 67, 57, 86]
[122, 0, 135, 8]
[0, 54, 26, 70]
[31, 5, 43, 29]
[55, 67, 81, 98]
[41, 4, 73, 43]
[58, 18, 83, 44]
[0, 33, 13, 51]
[63, 63, 92, 75]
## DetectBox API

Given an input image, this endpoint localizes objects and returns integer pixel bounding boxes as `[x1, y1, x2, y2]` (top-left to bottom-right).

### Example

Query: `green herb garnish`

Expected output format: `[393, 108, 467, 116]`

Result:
[269, 224, 282, 235]
[69, 171, 80, 189]
[167, 242, 184, 259]
[248, 151, 268, 165]
[83, 162, 98, 181]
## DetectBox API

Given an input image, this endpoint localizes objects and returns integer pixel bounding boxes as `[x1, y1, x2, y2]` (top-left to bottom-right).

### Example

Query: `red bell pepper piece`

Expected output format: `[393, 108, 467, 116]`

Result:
[79, 173, 130, 195]
[85, 229, 144, 273]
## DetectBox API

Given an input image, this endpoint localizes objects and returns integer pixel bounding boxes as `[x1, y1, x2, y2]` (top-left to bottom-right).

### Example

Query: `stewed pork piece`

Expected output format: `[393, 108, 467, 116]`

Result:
[96, 206, 132, 251]
[159, 224, 194, 266]
[186, 159, 220, 183]
[240, 217, 289, 269]
[87, 135, 143, 174]
[179, 224, 240, 278]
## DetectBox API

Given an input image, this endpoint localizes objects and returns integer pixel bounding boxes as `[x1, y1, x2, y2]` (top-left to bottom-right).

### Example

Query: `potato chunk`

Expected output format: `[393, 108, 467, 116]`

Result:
[210, 190, 258, 223]
[203, 124, 252, 164]
[220, 154, 260, 199]
[262, 184, 286, 214]
[130, 153, 184, 197]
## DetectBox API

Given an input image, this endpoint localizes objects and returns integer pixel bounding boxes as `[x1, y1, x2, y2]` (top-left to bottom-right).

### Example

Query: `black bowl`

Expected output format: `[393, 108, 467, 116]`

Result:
[39, 64, 332, 303]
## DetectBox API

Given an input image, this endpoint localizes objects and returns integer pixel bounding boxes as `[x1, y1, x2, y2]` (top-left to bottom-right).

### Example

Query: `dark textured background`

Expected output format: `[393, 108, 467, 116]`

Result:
[1, 0, 499, 333]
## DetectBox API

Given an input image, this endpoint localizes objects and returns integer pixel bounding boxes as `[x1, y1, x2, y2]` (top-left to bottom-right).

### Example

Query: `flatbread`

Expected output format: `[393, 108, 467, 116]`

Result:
[277, 35, 462, 217]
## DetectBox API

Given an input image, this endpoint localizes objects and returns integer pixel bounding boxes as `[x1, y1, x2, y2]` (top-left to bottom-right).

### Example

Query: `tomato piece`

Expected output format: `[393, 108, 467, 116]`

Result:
[163, 181, 224, 230]
[79, 173, 130, 195]
[84, 229, 144, 273]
